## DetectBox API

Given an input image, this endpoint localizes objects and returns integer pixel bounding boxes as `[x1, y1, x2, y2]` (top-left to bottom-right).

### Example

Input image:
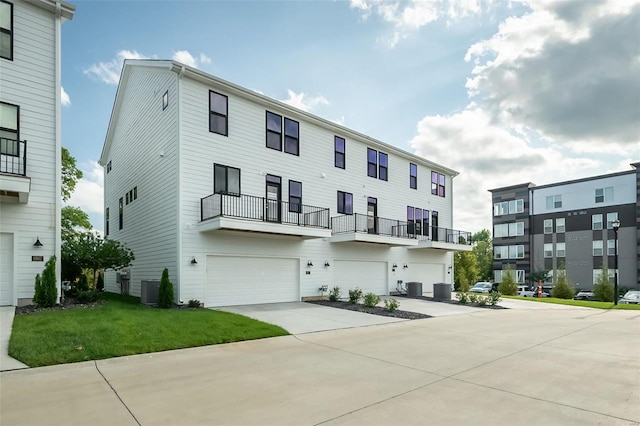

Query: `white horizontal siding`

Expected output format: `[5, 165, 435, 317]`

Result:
[102, 67, 180, 296]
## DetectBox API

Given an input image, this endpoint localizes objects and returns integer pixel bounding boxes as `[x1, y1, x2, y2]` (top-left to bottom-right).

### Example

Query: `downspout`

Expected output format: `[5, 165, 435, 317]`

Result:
[54, 1, 63, 302]
[176, 65, 185, 305]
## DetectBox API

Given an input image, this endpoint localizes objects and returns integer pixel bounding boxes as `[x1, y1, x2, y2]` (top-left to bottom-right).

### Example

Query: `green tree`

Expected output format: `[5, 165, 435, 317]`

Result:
[61, 206, 92, 240]
[63, 232, 135, 284]
[593, 263, 614, 302]
[471, 229, 493, 281]
[454, 251, 479, 292]
[62, 147, 83, 202]
[498, 266, 518, 295]
[96, 272, 104, 292]
[530, 269, 550, 287]
[551, 270, 574, 299]
[33, 256, 57, 307]
[158, 268, 174, 308]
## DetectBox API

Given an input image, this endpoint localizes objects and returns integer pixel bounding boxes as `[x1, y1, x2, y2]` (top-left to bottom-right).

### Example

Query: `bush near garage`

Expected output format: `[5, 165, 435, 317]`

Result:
[551, 271, 575, 299]
[348, 287, 363, 304]
[363, 292, 381, 308]
[158, 268, 175, 308]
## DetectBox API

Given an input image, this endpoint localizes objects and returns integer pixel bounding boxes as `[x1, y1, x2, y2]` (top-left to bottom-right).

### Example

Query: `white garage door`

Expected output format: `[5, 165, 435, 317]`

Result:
[408, 263, 444, 294]
[0, 233, 14, 306]
[205, 256, 299, 307]
[333, 260, 387, 295]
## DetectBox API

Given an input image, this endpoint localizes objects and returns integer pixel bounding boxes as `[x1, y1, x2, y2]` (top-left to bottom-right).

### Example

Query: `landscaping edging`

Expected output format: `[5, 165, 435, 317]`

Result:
[397, 294, 508, 309]
[306, 300, 431, 319]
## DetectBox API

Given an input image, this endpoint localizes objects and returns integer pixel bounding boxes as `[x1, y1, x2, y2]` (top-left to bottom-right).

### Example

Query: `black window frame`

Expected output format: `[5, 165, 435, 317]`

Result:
[266, 111, 282, 151]
[367, 148, 377, 178]
[431, 171, 445, 197]
[288, 180, 302, 213]
[378, 152, 388, 181]
[126, 192, 129, 205]
[0, 101, 19, 157]
[119, 198, 123, 230]
[105, 207, 109, 236]
[337, 191, 353, 215]
[213, 163, 241, 196]
[0, 1, 13, 61]
[334, 136, 345, 169]
[133, 186, 137, 200]
[209, 90, 228, 136]
[162, 90, 169, 110]
[409, 163, 417, 189]
[284, 117, 299, 156]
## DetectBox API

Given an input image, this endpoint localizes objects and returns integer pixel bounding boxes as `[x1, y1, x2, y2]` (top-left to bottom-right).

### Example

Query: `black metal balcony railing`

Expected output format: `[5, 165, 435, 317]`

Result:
[0, 138, 27, 176]
[201, 193, 331, 229]
[331, 213, 413, 238]
[416, 226, 472, 245]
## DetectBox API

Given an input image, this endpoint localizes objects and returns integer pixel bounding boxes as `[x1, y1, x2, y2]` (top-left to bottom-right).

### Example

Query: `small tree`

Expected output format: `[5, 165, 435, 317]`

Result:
[593, 264, 614, 302]
[551, 270, 574, 299]
[96, 272, 104, 291]
[33, 256, 57, 307]
[498, 266, 518, 296]
[158, 268, 174, 308]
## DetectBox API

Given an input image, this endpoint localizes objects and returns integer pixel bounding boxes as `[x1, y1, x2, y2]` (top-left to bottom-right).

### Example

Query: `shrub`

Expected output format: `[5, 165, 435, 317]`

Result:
[468, 293, 479, 304]
[348, 287, 363, 304]
[363, 292, 381, 308]
[78, 274, 89, 292]
[34, 256, 57, 307]
[384, 298, 399, 312]
[593, 265, 614, 302]
[551, 271, 575, 299]
[456, 292, 469, 304]
[489, 291, 501, 306]
[75, 290, 101, 304]
[188, 299, 201, 308]
[158, 268, 175, 308]
[498, 267, 518, 296]
[329, 286, 341, 302]
[477, 296, 488, 306]
[96, 272, 104, 291]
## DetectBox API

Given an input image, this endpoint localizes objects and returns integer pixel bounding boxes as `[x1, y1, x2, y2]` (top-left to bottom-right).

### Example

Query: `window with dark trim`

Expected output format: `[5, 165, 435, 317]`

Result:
[162, 90, 169, 110]
[119, 198, 123, 230]
[214, 164, 240, 195]
[408, 206, 428, 236]
[378, 152, 388, 181]
[337, 191, 353, 215]
[422, 209, 429, 237]
[106, 207, 109, 236]
[284, 118, 299, 156]
[431, 171, 445, 197]
[0, 101, 19, 156]
[126, 192, 129, 205]
[0, 1, 13, 61]
[266, 111, 282, 151]
[334, 136, 345, 169]
[106, 161, 112, 173]
[209, 90, 228, 136]
[134, 186, 137, 200]
[410, 163, 417, 189]
[367, 148, 377, 178]
[288, 180, 302, 213]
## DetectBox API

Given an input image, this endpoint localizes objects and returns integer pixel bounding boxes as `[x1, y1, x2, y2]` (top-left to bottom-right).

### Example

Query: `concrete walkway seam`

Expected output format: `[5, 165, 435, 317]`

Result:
[94, 360, 141, 426]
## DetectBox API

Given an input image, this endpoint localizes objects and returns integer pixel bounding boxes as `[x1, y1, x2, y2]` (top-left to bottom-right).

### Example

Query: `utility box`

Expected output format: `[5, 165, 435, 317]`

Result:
[407, 282, 423, 297]
[141, 280, 161, 306]
[433, 283, 452, 300]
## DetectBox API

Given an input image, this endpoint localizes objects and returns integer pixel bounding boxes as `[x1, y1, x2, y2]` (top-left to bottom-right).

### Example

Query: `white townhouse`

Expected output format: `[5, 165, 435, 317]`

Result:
[0, 0, 74, 306]
[100, 59, 471, 307]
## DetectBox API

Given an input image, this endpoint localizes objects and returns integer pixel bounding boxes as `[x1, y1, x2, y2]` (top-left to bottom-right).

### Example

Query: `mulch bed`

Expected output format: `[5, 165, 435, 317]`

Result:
[397, 294, 508, 310]
[306, 300, 431, 319]
[15, 296, 104, 315]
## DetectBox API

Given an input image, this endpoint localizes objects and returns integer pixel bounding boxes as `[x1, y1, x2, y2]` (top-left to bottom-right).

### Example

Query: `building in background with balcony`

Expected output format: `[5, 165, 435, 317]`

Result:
[0, 0, 75, 306]
[490, 163, 639, 292]
[99, 59, 472, 307]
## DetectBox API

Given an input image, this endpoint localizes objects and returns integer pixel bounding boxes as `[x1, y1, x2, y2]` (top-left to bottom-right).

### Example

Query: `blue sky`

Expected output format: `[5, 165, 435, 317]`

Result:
[61, 0, 640, 234]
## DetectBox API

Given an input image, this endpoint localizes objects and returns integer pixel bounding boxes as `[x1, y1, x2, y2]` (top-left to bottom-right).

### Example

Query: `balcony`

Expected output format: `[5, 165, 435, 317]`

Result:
[199, 193, 332, 239]
[409, 226, 473, 252]
[0, 138, 30, 203]
[330, 213, 419, 246]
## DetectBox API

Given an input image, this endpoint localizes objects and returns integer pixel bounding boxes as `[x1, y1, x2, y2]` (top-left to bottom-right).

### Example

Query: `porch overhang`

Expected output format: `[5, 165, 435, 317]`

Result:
[0, 174, 30, 203]
[409, 240, 473, 252]
[330, 232, 419, 246]
[199, 217, 332, 239]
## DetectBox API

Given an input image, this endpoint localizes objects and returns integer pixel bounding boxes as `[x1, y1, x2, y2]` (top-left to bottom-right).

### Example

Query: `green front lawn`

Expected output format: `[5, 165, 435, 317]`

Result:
[503, 295, 640, 310]
[9, 293, 289, 367]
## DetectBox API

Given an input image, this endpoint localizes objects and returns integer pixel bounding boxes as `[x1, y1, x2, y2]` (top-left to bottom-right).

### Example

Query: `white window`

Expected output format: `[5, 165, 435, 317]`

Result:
[555, 218, 565, 233]
[592, 240, 603, 256]
[546, 195, 562, 209]
[544, 243, 553, 258]
[493, 201, 509, 216]
[544, 219, 553, 234]
[516, 270, 525, 284]
[595, 187, 613, 203]
[592, 269, 614, 285]
[509, 222, 524, 236]
[493, 223, 509, 238]
[494, 246, 508, 259]
[606, 212, 618, 229]
[556, 242, 566, 257]
[607, 239, 616, 256]
[509, 245, 524, 259]
[509, 199, 524, 214]
[494, 270, 503, 283]
[592, 214, 603, 230]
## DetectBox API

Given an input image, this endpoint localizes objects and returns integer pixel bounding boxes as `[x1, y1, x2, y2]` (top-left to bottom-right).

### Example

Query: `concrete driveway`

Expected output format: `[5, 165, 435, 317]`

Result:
[2, 306, 638, 425]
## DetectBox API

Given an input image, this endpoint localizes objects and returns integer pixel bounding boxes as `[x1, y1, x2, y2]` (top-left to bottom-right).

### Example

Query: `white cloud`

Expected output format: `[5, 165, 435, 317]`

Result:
[67, 161, 104, 216]
[83, 50, 150, 85]
[61, 87, 71, 107]
[172, 50, 212, 69]
[199, 53, 212, 65]
[280, 89, 330, 112]
[331, 116, 346, 126]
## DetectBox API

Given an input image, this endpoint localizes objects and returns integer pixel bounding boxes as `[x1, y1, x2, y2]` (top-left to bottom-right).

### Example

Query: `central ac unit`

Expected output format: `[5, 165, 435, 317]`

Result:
[141, 280, 161, 306]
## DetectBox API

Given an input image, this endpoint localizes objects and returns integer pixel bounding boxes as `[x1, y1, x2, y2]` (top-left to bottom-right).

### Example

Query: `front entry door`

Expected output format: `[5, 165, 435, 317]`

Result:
[266, 175, 281, 222]
[367, 197, 377, 234]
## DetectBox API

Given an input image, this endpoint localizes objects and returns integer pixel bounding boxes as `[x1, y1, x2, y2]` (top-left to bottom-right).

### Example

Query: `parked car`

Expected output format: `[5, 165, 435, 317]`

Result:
[618, 290, 640, 304]
[470, 282, 493, 293]
[518, 285, 535, 297]
[574, 290, 594, 301]
[532, 288, 551, 297]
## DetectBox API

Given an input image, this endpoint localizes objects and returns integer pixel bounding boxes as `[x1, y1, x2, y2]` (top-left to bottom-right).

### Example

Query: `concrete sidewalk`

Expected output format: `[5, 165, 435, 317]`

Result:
[0, 306, 28, 372]
[2, 307, 638, 425]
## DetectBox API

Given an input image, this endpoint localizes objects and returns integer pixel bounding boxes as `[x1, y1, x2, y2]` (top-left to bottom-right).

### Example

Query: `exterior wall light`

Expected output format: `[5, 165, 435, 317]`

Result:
[33, 237, 43, 247]
[403, 264, 408, 269]
[324, 261, 330, 267]
[307, 260, 313, 267]
[191, 257, 198, 265]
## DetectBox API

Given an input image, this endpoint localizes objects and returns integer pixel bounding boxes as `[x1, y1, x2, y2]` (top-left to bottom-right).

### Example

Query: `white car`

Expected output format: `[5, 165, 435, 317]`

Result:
[518, 285, 535, 297]
[470, 282, 493, 293]
[618, 290, 640, 304]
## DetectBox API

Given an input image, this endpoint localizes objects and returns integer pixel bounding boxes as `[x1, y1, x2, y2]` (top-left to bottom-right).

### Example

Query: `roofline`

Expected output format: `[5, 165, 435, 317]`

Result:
[488, 165, 639, 193]
[100, 59, 459, 177]
[34, 0, 76, 20]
